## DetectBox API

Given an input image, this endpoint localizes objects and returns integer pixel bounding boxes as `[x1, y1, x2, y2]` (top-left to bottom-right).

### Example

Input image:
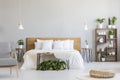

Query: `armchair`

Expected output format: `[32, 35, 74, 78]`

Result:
[0, 42, 18, 77]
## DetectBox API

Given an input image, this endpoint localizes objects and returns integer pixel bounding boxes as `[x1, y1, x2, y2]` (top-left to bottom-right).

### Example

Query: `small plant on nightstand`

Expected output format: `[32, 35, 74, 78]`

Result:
[17, 39, 24, 48]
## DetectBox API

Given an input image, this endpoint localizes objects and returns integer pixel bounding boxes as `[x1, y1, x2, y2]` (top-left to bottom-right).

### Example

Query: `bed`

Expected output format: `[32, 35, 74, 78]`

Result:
[21, 38, 84, 70]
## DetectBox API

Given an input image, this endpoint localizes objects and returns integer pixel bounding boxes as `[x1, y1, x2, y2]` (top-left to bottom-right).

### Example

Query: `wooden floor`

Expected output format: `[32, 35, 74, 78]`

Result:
[0, 62, 120, 80]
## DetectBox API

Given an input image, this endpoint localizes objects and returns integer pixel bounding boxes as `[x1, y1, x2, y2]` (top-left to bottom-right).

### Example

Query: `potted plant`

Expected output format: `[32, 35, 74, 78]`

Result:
[108, 17, 112, 28]
[96, 18, 105, 28]
[37, 60, 66, 70]
[111, 16, 117, 28]
[108, 30, 115, 39]
[17, 39, 24, 48]
[85, 40, 89, 48]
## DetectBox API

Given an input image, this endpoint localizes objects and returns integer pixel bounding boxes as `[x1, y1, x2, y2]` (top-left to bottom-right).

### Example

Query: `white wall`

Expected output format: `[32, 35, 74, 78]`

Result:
[0, 0, 120, 60]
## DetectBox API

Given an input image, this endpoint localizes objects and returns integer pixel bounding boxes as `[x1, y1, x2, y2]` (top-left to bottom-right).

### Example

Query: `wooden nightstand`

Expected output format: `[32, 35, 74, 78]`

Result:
[16, 48, 26, 62]
[81, 48, 93, 62]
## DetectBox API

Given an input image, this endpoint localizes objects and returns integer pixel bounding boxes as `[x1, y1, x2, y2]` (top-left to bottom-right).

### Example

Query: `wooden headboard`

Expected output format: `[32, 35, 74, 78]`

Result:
[26, 38, 81, 51]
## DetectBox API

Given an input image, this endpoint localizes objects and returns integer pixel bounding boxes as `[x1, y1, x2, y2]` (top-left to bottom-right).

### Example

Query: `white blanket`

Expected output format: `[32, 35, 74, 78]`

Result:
[21, 49, 84, 70]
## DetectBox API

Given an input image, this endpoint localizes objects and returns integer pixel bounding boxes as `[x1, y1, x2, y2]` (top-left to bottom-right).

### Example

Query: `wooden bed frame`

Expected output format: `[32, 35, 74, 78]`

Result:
[26, 38, 81, 51]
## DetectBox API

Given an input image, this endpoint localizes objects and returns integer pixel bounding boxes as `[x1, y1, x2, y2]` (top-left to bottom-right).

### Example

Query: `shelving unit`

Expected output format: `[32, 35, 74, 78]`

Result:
[95, 28, 118, 62]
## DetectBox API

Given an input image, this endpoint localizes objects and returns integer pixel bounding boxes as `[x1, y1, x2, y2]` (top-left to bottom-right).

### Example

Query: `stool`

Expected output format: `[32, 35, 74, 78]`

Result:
[90, 69, 115, 78]
[81, 48, 93, 62]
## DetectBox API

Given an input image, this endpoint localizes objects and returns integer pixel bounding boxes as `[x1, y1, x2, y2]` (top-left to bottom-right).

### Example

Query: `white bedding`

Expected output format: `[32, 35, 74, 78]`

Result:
[21, 49, 84, 70]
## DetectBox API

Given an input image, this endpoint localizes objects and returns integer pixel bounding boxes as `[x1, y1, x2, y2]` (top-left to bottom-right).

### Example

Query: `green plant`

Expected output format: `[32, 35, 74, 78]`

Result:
[96, 18, 105, 24]
[17, 39, 24, 45]
[108, 17, 111, 25]
[37, 60, 66, 70]
[108, 30, 115, 35]
[112, 16, 117, 25]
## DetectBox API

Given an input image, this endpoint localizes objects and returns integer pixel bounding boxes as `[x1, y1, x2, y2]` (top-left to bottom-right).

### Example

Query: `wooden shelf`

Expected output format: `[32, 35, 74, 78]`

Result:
[97, 34, 106, 36]
[107, 47, 117, 49]
[97, 42, 106, 44]
[107, 38, 117, 40]
[95, 28, 118, 62]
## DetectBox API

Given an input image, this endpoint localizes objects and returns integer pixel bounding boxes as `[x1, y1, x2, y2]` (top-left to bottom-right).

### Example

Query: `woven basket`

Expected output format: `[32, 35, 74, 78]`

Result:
[90, 69, 115, 78]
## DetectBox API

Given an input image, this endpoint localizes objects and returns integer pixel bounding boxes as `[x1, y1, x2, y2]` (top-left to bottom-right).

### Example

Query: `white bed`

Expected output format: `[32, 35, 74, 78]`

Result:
[21, 38, 84, 70]
[21, 49, 84, 70]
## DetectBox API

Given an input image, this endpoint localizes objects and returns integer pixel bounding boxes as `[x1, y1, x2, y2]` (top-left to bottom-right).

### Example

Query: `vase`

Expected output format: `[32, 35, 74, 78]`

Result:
[109, 35, 114, 39]
[112, 25, 116, 28]
[85, 44, 89, 48]
[19, 45, 23, 49]
[108, 25, 112, 28]
[98, 23, 103, 28]
[101, 58, 105, 62]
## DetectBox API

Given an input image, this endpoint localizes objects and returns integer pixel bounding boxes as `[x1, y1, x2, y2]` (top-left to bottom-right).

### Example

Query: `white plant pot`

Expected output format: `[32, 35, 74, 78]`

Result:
[109, 35, 114, 39]
[98, 24, 103, 28]
[108, 25, 112, 28]
[85, 45, 89, 48]
[19, 45, 23, 49]
[112, 25, 116, 28]
[101, 58, 105, 62]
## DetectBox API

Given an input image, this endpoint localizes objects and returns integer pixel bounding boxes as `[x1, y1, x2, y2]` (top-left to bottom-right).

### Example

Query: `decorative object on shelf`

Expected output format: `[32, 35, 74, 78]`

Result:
[111, 52, 115, 55]
[98, 37, 104, 43]
[85, 40, 89, 48]
[108, 30, 115, 39]
[108, 17, 112, 28]
[17, 39, 24, 48]
[36, 60, 66, 70]
[98, 53, 101, 62]
[101, 55, 106, 62]
[96, 18, 105, 28]
[111, 16, 117, 28]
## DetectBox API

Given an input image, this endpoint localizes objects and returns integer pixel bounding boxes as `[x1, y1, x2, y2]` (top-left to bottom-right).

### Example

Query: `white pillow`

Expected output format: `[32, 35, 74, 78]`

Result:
[41, 40, 53, 50]
[34, 42, 42, 50]
[63, 40, 74, 50]
[53, 40, 64, 50]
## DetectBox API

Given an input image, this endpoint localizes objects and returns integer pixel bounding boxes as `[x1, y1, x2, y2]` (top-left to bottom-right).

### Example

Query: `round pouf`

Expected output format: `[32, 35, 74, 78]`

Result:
[90, 69, 115, 78]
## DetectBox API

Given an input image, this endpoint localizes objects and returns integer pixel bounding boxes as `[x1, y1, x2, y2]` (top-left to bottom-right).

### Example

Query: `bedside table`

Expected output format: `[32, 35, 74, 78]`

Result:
[16, 48, 26, 62]
[81, 48, 93, 62]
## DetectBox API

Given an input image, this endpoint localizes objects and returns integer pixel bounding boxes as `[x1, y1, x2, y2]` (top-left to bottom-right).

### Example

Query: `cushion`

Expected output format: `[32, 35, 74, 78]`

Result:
[41, 40, 53, 50]
[0, 42, 11, 57]
[0, 57, 17, 66]
[34, 42, 42, 50]
[35, 39, 53, 50]
[53, 40, 64, 50]
[90, 69, 115, 78]
[63, 40, 74, 50]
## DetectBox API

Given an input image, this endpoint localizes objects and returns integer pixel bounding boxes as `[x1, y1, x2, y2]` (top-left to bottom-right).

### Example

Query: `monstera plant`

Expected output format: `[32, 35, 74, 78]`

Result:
[37, 60, 66, 70]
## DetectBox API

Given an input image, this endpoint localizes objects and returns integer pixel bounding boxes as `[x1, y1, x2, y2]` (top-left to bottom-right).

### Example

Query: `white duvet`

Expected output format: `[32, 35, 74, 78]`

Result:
[21, 49, 84, 70]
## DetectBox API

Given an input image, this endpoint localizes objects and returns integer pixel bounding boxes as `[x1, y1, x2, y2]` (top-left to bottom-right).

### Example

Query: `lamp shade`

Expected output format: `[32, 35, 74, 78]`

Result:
[18, 24, 24, 30]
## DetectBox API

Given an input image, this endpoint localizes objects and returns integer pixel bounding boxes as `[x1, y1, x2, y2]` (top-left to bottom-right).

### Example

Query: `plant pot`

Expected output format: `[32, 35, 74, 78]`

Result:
[101, 58, 105, 62]
[112, 25, 116, 28]
[19, 45, 23, 49]
[108, 25, 112, 28]
[85, 44, 89, 48]
[109, 35, 114, 39]
[98, 24, 103, 28]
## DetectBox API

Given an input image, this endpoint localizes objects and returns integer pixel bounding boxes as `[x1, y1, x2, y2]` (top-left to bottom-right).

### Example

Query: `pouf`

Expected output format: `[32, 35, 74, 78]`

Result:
[90, 69, 115, 78]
